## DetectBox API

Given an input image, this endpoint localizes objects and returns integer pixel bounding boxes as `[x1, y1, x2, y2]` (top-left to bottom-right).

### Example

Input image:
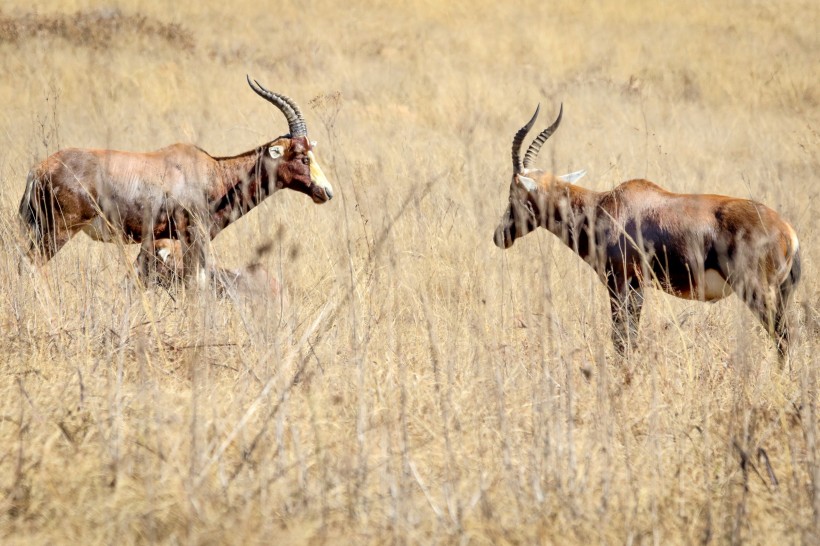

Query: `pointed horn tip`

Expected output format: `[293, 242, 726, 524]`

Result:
[247, 76, 272, 95]
[530, 103, 541, 121]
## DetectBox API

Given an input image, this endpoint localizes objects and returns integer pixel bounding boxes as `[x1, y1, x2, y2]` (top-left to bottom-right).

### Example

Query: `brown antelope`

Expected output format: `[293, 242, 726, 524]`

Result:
[19, 76, 333, 283]
[146, 239, 287, 307]
[493, 104, 801, 360]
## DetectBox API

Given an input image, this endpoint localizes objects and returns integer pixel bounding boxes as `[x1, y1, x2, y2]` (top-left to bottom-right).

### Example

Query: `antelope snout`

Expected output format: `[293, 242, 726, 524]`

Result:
[493, 225, 514, 249]
[312, 184, 334, 203]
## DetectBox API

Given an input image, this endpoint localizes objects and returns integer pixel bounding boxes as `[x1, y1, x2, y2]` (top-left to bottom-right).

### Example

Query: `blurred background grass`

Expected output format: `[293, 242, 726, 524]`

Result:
[0, 0, 818, 543]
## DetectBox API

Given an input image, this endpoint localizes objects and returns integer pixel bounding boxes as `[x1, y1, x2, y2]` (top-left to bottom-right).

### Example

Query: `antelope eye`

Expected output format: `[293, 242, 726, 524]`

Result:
[301, 157, 310, 165]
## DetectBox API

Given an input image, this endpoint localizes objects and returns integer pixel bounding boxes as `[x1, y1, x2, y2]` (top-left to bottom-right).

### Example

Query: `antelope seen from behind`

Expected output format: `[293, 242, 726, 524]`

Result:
[493, 104, 801, 361]
[19, 76, 333, 284]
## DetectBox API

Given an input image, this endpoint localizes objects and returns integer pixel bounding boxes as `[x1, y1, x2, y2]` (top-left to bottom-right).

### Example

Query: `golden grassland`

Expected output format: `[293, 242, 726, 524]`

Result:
[0, 0, 818, 543]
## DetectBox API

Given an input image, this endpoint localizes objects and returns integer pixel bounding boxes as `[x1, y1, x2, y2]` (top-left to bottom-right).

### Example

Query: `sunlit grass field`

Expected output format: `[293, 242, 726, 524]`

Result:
[0, 0, 818, 543]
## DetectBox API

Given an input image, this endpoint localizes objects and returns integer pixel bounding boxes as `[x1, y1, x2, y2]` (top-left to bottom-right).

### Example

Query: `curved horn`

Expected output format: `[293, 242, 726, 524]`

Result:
[522, 103, 563, 170]
[511, 105, 540, 173]
[246, 75, 307, 137]
[275, 93, 307, 132]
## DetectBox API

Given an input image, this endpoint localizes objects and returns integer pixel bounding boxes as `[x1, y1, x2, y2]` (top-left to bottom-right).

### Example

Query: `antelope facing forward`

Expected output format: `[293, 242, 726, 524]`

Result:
[493, 104, 801, 360]
[19, 76, 333, 283]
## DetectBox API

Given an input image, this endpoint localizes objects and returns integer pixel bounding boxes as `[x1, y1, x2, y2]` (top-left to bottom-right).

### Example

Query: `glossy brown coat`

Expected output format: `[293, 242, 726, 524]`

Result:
[494, 106, 800, 359]
[18, 78, 333, 283]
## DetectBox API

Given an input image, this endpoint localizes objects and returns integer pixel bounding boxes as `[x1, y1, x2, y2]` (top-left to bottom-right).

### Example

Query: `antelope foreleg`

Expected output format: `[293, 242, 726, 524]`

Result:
[174, 209, 209, 287]
[136, 232, 156, 285]
[608, 280, 644, 357]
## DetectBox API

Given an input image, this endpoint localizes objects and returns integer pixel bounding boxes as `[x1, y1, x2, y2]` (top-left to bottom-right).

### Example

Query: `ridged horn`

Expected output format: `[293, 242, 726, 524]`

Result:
[246, 75, 307, 137]
[512, 105, 540, 174]
[275, 92, 307, 135]
[522, 104, 563, 170]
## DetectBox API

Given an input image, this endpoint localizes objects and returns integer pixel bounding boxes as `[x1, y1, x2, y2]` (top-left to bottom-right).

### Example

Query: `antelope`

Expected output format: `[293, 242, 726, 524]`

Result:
[18, 76, 333, 284]
[493, 104, 801, 361]
[146, 239, 287, 308]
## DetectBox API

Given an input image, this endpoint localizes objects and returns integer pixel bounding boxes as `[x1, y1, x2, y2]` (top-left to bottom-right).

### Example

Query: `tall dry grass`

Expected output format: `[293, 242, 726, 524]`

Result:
[0, 0, 818, 543]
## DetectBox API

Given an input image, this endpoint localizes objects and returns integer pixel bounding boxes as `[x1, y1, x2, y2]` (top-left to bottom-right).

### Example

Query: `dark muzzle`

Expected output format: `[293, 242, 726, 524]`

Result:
[493, 223, 515, 249]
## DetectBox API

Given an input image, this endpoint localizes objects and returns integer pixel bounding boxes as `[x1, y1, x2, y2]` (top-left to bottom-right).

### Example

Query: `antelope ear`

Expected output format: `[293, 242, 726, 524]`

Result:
[559, 169, 587, 184]
[515, 174, 538, 193]
[268, 145, 285, 159]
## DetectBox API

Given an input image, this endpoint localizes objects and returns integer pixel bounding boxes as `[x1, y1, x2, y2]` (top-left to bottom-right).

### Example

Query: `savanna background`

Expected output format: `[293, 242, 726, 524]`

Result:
[0, 0, 818, 543]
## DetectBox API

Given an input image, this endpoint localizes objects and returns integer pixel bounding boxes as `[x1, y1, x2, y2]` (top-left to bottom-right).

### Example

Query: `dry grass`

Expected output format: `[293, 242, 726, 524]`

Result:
[0, 0, 818, 543]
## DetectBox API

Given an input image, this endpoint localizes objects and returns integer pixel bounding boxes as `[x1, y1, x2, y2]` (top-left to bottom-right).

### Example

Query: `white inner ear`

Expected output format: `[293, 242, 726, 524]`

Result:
[269, 145, 284, 159]
[516, 175, 538, 193]
[559, 169, 587, 184]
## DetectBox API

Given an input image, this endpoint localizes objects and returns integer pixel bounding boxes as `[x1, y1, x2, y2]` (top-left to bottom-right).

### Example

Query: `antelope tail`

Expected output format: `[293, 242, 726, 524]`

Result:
[18, 170, 40, 237]
[783, 225, 801, 289]
[788, 247, 801, 289]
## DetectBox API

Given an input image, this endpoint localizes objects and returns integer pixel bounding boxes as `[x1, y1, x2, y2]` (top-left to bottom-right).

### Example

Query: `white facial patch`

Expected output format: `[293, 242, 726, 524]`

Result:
[515, 174, 538, 193]
[157, 247, 171, 263]
[269, 145, 284, 159]
[559, 169, 587, 184]
[308, 150, 334, 198]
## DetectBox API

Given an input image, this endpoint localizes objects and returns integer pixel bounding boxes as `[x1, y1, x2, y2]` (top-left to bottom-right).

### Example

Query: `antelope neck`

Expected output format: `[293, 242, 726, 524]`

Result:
[209, 150, 272, 237]
[539, 185, 601, 261]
